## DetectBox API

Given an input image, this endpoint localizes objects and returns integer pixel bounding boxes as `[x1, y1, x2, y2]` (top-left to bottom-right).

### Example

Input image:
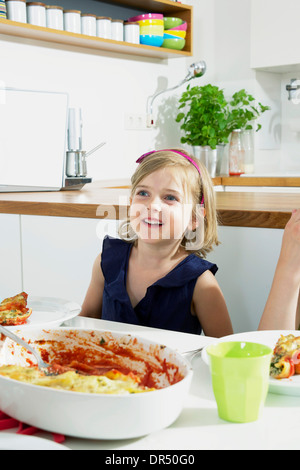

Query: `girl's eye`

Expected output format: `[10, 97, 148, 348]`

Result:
[165, 195, 178, 202]
[137, 190, 149, 197]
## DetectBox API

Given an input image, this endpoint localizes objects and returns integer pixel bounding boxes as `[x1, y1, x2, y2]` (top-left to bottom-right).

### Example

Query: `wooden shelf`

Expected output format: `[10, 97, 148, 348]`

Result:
[0, 0, 193, 59]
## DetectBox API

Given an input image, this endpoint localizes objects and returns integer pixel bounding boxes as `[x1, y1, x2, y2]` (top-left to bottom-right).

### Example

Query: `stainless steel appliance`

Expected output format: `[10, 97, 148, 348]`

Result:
[65, 107, 105, 186]
[66, 143, 106, 178]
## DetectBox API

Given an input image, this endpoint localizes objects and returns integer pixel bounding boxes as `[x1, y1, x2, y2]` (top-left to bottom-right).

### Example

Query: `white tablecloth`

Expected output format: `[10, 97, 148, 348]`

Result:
[2, 317, 300, 450]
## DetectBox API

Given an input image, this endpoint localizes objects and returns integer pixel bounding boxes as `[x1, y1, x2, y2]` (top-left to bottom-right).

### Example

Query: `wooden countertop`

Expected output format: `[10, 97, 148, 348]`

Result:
[216, 192, 298, 228]
[221, 176, 300, 187]
[0, 181, 299, 229]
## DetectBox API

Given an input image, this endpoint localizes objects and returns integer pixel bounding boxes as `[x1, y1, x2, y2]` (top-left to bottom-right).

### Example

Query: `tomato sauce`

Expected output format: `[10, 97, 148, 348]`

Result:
[32, 332, 184, 390]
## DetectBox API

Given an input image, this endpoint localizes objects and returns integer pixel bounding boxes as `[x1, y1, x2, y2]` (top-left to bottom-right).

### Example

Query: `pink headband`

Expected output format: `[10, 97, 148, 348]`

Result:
[136, 149, 204, 206]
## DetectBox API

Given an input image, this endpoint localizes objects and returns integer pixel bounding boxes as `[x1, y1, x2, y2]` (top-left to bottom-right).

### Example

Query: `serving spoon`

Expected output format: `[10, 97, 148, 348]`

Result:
[0, 324, 57, 376]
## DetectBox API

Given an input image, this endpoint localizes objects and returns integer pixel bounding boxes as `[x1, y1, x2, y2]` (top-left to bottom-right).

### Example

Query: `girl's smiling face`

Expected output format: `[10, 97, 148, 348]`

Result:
[129, 168, 194, 244]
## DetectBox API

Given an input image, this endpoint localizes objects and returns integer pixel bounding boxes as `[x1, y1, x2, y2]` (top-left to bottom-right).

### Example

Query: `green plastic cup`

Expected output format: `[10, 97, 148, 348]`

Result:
[206, 341, 272, 423]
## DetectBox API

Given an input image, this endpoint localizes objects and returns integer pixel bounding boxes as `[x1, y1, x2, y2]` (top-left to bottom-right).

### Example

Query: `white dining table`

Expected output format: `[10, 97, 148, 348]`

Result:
[2, 316, 300, 451]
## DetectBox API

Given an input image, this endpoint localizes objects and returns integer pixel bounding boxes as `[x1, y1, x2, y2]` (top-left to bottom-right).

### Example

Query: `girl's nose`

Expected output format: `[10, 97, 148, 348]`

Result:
[148, 195, 162, 212]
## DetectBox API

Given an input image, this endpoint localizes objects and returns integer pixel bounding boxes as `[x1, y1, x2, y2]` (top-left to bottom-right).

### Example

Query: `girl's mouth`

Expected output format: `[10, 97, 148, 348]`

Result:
[143, 218, 163, 227]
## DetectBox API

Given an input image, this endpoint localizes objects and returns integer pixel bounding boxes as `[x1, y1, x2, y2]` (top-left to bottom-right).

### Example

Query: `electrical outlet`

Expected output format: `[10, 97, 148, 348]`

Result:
[124, 113, 149, 130]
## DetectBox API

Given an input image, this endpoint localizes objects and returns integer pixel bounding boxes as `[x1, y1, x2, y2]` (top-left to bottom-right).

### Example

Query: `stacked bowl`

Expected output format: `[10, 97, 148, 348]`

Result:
[0, 1, 6, 18]
[163, 17, 187, 50]
[128, 13, 164, 47]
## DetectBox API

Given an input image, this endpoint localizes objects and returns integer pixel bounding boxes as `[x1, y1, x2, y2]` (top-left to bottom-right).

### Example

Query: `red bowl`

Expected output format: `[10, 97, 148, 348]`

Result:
[128, 13, 163, 22]
[169, 22, 187, 31]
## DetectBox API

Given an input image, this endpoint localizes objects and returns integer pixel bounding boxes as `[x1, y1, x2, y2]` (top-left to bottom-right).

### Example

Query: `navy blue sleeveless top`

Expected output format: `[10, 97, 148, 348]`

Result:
[101, 236, 218, 335]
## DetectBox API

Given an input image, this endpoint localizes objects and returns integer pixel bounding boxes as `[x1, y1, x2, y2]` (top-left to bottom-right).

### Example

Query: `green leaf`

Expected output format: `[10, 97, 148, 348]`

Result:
[176, 113, 185, 122]
[175, 83, 270, 146]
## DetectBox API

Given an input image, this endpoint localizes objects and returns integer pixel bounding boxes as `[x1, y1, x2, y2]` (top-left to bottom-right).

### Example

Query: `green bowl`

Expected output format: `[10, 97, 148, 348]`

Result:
[162, 37, 185, 50]
[163, 17, 183, 30]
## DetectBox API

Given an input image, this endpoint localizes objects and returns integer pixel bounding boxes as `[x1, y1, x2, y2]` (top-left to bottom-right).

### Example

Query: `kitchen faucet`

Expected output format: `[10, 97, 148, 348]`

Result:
[286, 78, 300, 102]
[146, 60, 206, 127]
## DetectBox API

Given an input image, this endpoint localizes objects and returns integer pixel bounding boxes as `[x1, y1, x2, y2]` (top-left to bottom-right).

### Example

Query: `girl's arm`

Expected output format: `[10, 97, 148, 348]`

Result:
[297, 291, 300, 329]
[259, 209, 300, 330]
[193, 271, 233, 338]
[80, 253, 104, 318]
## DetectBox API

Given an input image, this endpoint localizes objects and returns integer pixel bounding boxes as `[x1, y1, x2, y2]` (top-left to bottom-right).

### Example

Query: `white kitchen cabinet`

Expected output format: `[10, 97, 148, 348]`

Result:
[0, 214, 22, 298]
[209, 225, 283, 333]
[251, 0, 300, 71]
[21, 215, 118, 306]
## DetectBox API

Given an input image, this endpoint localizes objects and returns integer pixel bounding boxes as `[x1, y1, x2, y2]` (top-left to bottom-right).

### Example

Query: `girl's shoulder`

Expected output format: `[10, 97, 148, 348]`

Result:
[102, 235, 130, 252]
[180, 253, 218, 278]
[101, 236, 132, 281]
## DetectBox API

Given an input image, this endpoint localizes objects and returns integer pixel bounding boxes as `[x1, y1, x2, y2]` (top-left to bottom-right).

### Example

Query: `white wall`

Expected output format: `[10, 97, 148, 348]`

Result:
[0, 1, 204, 181]
[203, 0, 277, 174]
[212, 0, 300, 174]
[166, 0, 300, 176]
[2, 0, 299, 177]
[209, 225, 283, 333]
[0, 215, 22, 299]
[0, 41, 184, 180]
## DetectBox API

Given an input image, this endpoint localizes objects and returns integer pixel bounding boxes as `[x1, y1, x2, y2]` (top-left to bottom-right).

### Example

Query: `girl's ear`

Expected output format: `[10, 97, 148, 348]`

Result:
[188, 207, 206, 231]
[188, 215, 198, 232]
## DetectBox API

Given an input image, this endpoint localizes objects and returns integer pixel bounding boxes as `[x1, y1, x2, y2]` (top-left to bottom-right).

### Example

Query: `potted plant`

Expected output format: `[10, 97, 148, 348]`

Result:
[228, 88, 270, 132]
[176, 84, 232, 176]
[176, 85, 270, 176]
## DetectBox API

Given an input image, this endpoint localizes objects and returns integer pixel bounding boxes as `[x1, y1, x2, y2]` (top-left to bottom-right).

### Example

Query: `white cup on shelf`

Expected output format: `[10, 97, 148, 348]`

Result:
[6, 0, 27, 23]
[46, 5, 64, 30]
[96, 16, 111, 39]
[64, 9, 81, 34]
[26, 2, 46, 27]
[81, 13, 96, 36]
[124, 22, 140, 44]
[111, 19, 124, 41]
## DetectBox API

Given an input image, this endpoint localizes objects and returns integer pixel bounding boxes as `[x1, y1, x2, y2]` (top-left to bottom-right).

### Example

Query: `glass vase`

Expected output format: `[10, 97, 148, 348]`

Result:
[242, 130, 254, 174]
[192, 145, 217, 177]
[216, 144, 229, 176]
[229, 130, 245, 176]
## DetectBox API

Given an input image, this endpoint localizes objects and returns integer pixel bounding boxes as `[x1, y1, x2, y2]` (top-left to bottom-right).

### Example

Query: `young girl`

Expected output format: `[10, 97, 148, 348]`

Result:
[81, 148, 300, 336]
[81, 148, 233, 337]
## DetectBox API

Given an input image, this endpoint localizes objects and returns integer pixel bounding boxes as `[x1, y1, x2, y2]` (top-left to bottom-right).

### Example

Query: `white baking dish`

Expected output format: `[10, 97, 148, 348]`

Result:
[0, 327, 192, 440]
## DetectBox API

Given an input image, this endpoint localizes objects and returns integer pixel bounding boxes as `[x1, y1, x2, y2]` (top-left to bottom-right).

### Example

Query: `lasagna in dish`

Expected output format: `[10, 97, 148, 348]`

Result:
[0, 292, 32, 326]
[270, 334, 300, 380]
[0, 365, 155, 394]
[0, 329, 185, 394]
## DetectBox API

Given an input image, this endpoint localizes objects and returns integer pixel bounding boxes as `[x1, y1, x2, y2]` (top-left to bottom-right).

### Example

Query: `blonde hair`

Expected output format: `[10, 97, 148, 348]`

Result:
[119, 149, 220, 258]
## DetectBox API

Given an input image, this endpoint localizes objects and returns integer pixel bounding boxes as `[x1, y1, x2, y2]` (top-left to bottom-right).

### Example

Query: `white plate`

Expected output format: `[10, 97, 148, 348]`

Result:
[0, 433, 69, 450]
[202, 330, 300, 397]
[5, 296, 81, 330]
